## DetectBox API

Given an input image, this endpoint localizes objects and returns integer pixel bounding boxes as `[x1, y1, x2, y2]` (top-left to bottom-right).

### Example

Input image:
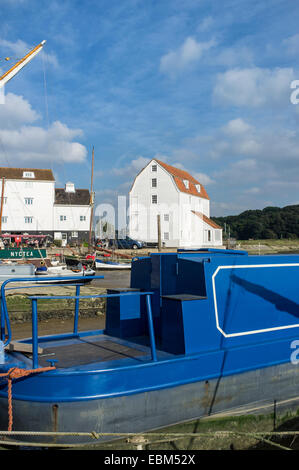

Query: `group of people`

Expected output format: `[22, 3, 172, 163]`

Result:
[95, 238, 110, 249]
[0, 237, 48, 250]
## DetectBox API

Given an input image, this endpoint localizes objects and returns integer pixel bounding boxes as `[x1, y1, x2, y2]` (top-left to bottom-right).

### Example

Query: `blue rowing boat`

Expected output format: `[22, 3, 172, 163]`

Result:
[0, 249, 299, 445]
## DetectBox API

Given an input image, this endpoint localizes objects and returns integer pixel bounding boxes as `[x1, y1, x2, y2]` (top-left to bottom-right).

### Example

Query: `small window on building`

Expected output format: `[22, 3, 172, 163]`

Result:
[1, 197, 7, 205]
[208, 230, 211, 242]
[151, 164, 157, 172]
[23, 171, 35, 178]
[24, 217, 33, 224]
[195, 184, 201, 193]
[60, 215, 66, 221]
[71, 232, 78, 238]
[152, 194, 158, 204]
[2, 216, 7, 223]
[183, 179, 189, 189]
[24, 198, 33, 205]
[163, 232, 169, 240]
[151, 178, 157, 188]
[164, 214, 169, 222]
[80, 215, 86, 221]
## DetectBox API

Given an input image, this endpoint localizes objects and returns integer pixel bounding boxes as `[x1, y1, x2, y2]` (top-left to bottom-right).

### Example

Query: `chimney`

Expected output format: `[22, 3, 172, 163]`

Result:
[65, 181, 75, 193]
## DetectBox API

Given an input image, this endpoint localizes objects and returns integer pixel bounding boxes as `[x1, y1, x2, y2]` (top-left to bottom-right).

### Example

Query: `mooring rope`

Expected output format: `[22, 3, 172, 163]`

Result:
[0, 366, 55, 431]
[0, 429, 297, 450]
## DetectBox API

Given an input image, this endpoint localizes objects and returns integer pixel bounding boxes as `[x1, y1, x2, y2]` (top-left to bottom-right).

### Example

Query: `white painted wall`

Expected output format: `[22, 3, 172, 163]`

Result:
[0, 179, 55, 232]
[53, 205, 91, 232]
[129, 159, 222, 247]
[129, 160, 179, 245]
[0, 178, 91, 236]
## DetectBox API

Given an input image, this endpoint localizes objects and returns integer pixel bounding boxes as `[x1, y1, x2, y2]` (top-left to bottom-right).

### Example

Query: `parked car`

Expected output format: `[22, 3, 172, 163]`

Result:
[109, 237, 144, 249]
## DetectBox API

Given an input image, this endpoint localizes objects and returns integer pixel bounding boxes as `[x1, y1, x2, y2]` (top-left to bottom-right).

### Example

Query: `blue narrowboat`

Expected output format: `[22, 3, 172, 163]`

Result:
[0, 248, 299, 445]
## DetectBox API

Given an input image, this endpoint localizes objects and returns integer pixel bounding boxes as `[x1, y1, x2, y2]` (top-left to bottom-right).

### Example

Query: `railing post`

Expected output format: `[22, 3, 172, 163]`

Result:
[73, 285, 81, 335]
[0, 296, 4, 342]
[146, 294, 157, 362]
[31, 298, 39, 369]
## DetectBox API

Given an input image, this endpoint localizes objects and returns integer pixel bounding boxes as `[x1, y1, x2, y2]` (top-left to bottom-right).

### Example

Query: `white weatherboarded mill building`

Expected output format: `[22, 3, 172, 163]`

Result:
[0, 167, 92, 245]
[129, 159, 222, 248]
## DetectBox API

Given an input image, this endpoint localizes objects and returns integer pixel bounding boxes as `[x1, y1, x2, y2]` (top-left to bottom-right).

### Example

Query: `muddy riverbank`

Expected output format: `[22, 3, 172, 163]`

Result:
[2, 270, 131, 325]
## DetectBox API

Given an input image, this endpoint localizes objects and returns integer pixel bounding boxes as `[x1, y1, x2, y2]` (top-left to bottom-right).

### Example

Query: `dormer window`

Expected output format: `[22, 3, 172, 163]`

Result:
[183, 179, 189, 189]
[195, 184, 201, 193]
[23, 171, 34, 179]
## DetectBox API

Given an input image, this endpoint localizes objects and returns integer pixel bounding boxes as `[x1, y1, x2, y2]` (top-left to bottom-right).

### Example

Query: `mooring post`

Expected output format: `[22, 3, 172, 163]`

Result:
[73, 284, 81, 335]
[31, 298, 39, 369]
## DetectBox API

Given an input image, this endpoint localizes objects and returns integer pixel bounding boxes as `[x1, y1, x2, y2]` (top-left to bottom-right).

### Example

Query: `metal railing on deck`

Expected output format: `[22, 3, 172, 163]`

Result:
[0, 276, 156, 369]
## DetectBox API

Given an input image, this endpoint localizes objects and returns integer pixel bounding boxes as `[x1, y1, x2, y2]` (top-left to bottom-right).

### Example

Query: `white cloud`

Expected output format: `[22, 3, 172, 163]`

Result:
[0, 92, 39, 128]
[283, 34, 299, 56]
[160, 37, 216, 77]
[166, 160, 215, 186]
[244, 187, 260, 194]
[193, 171, 215, 185]
[111, 156, 150, 177]
[214, 45, 254, 67]
[213, 67, 295, 107]
[222, 118, 252, 135]
[0, 38, 58, 68]
[0, 93, 87, 164]
[0, 39, 29, 58]
[168, 115, 299, 215]
[197, 16, 214, 32]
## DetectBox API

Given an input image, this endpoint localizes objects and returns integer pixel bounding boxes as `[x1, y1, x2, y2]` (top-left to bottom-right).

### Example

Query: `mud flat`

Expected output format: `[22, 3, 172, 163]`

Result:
[237, 239, 299, 254]
[2, 270, 130, 325]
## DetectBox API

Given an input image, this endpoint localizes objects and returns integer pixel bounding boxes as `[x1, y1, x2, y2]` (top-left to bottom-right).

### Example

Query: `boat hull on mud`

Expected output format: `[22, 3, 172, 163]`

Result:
[95, 259, 131, 270]
[0, 352, 298, 446]
[0, 249, 299, 446]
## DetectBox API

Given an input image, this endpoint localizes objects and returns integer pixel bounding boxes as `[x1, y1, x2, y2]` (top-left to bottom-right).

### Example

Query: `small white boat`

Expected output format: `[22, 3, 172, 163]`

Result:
[95, 258, 131, 270]
[0, 263, 95, 284]
[0, 263, 36, 281]
[35, 264, 96, 282]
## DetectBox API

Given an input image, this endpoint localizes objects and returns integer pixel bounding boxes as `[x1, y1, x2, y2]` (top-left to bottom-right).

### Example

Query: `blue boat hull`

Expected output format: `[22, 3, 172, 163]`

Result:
[1, 251, 299, 446]
[0, 355, 299, 445]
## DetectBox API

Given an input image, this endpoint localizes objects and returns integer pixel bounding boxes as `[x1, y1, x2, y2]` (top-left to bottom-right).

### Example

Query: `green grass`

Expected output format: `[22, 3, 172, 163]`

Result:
[87, 408, 299, 451]
[238, 238, 299, 245]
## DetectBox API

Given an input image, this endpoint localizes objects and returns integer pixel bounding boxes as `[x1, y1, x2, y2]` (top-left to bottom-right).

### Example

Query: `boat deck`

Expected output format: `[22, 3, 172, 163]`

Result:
[38, 335, 148, 368]
[19, 332, 173, 370]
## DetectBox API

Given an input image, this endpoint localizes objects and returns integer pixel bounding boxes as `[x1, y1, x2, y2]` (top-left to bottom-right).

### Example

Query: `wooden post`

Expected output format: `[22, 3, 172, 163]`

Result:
[0, 178, 5, 234]
[157, 214, 162, 251]
[89, 147, 95, 247]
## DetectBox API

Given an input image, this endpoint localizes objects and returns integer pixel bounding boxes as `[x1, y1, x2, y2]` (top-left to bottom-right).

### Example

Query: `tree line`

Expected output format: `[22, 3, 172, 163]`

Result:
[212, 205, 299, 240]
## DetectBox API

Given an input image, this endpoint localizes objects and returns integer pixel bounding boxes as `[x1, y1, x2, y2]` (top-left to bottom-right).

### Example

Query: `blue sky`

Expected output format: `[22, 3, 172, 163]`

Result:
[0, 0, 299, 216]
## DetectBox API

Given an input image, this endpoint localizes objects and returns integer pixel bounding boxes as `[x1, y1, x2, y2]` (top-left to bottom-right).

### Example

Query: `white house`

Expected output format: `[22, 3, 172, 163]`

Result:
[0, 167, 92, 245]
[129, 159, 222, 248]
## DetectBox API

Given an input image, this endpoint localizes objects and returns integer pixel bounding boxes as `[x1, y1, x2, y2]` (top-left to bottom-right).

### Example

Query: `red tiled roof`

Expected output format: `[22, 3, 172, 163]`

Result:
[192, 210, 222, 229]
[155, 160, 209, 200]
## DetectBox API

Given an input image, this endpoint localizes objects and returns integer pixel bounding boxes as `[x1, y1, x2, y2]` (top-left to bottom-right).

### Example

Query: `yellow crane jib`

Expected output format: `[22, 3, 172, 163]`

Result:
[0, 40, 46, 88]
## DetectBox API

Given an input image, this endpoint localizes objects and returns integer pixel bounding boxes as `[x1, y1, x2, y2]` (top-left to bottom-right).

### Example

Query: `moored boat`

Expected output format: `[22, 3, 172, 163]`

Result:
[35, 264, 95, 283]
[0, 249, 299, 446]
[95, 258, 131, 269]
